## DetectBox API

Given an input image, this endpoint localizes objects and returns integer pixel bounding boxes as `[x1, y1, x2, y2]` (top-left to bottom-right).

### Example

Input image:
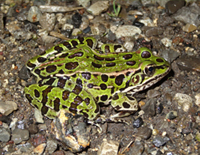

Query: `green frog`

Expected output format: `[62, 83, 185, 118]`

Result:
[24, 36, 170, 124]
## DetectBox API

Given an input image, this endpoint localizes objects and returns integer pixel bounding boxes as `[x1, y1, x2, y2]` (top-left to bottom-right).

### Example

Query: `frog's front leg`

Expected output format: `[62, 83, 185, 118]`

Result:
[108, 92, 138, 122]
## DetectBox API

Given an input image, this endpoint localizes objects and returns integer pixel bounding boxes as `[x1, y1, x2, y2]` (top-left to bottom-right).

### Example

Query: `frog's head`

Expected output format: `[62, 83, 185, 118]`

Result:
[125, 47, 171, 94]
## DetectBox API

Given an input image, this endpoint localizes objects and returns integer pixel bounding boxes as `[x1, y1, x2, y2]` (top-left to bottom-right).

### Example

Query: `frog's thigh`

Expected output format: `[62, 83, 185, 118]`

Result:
[110, 92, 138, 118]
[25, 84, 100, 120]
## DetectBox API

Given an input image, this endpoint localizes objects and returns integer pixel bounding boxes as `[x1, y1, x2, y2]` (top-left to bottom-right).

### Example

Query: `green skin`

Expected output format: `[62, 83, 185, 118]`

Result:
[25, 37, 170, 123]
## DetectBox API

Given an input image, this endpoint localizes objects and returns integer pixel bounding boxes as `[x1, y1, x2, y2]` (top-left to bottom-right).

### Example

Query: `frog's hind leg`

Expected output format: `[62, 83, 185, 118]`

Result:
[24, 83, 100, 121]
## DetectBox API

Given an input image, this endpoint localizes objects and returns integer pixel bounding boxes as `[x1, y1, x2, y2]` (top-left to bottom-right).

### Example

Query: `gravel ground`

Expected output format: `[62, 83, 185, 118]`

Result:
[0, 0, 200, 154]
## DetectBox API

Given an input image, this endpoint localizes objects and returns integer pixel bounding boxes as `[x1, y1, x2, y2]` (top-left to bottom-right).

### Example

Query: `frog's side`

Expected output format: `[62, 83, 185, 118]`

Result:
[25, 37, 170, 124]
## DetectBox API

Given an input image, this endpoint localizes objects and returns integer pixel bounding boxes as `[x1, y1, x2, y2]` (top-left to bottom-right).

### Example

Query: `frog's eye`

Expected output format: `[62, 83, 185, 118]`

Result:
[144, 66, 155, 76]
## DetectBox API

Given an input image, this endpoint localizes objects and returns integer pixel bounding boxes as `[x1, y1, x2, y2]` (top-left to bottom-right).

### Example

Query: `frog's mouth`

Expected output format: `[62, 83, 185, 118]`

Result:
[121, 66, 171, 95]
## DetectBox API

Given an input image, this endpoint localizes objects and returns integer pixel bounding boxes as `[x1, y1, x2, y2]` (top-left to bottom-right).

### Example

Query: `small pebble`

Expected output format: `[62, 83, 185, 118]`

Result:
[87, 1, 109, 16]
[97, 139, 119, 155]
[27, 6, 42, 22]
[0, 127, 10, 142]
[133, 117, 143, 128]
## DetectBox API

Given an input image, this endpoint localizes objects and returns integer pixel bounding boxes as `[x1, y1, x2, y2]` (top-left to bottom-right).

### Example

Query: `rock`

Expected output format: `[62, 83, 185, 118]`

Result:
[50, 109, 90, 153]
[161, 38, 172, 47]
[27, 6, 42, 22]
[152, 135, 170, 147]
[0, 127, 10, 142]
[97, 139, 119, 155]
[34, 108, 44, 123]
[174, 93, 192, 112]
[39, 13, 56, 31]
[136, 126, 152, 140]
[128, 140, 144, 155]
[144, 27, 164, 37]
[176, 55, 200, 72]
[165, 0, 185, 14]
[33, 143, 46, 155]
[172, 3, 200, 26]
[182, 24, 197, 32]
[87, 1, 109, 16]
[0, 100, 17, 116]
[133, 117, 144, 128]
[195, 93, 200, 107]
[46, 140, 57, 154]
[72, 12, 82, 28]
[12, 128, 29, 144]
[157, 15, 175, 27]
[77, 0, 90, 8]
[114, 25, 141, 39]
[166, 111, 178, 120]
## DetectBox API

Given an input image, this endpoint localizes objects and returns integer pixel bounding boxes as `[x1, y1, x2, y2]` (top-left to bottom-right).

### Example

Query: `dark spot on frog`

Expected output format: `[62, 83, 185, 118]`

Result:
[106, 62, 116, 67]
[65, 62, 79, 70]
[100, 83, 107, 90]
[105, 57, 115, 61]
[76, 78, 82, 86]
[68, 52, 83, 59]
[78, 36, 84, 44]
[123, 102, 130, 108]
[27, 61, 36, 68]
[62, 90, 70, 100]
[84, 97, 90, 105]
[34, 69, 40, 75]
[37, 57, 47, 63]
[41, 86, 53, 104]
[71, 40, 78, 47]
[123, 54, 132, 60]
[41, 105, 48, 114]
[72, 74, 76, 78]
[59, 53, 69, 58]
[112, 94, 119, 100]
[86, 38, 94, 48]
[141, 51, 151, 58]
[101, 74, 108, 82]
[156, 58, 164, 62]
[25, 94, 33, 103]
[100, 95, 108, 101]
[63, 41, 73, 49]
[126, 61, 136, 66]
[46, 65, 57, 73]
[81, 72, 91, 80]
[54, 98, 60, 112]
[114, 45, 122, 50]
[87, 83, 93, 88]
[34, 89, 40, 98]
[111, 87, 115, 94]
[58, 69, 64, 74]
[92, 62, 102, 68]
[57, 78, 66, 88]
[72, 85, 82, 95]
[62, 105, 68, 109]
[94, 55, 104, 61]
[82, 112, 89, 118]
[104, 45, 110, 53]
[74, 96, 83, 105]
[54, 46, 63, 53]
[94, 104, 100, 113]
[115, 74, 125, 86]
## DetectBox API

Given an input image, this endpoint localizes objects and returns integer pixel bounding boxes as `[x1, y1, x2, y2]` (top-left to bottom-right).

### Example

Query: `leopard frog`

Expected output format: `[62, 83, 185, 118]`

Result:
[25, 37, 170, 124]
